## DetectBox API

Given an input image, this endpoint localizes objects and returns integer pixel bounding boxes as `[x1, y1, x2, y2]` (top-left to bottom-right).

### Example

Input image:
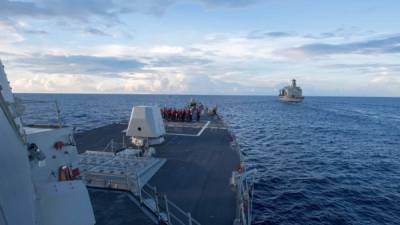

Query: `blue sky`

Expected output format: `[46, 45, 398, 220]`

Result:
[0, 0, 399, 96]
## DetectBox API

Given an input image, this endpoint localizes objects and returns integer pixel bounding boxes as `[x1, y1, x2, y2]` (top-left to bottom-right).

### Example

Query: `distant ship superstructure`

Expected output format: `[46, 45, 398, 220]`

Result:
[279, 79, 304, 102]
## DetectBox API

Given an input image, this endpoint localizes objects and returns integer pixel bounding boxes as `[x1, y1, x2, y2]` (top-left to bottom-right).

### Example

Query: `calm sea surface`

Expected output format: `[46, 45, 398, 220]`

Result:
[17, 94, 400, 225]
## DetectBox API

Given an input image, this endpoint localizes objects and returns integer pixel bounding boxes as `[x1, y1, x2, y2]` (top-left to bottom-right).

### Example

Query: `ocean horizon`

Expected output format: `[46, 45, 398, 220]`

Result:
[15, 92, 400, 98]
[17, 93, 400, 225]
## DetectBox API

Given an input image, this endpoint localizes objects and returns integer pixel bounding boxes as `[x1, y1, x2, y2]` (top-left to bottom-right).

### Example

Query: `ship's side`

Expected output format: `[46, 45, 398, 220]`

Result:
[0, 60, 37, 225]
[0, 60, 95, 225]
[278, 95, 304, 102]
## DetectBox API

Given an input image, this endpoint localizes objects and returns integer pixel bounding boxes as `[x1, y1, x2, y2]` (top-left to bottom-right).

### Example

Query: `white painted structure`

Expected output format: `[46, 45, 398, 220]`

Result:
[126, 106, 166, 146]
[279, 79, 304, 102]
[78, 150, 166, 193]
[0, 59, 95, 225]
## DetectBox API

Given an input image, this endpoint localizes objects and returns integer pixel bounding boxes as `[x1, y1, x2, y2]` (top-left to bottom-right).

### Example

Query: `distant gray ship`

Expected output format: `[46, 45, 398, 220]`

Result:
[279, 79, 304, 102]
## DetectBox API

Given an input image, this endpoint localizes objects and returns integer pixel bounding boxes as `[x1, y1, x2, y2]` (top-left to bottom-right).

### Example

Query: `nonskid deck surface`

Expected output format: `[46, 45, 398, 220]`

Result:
[75, 123, 127, 153]
[88, 189, 155, 225]
[150, 116, 240, 225]
[75, 115, 240, 225]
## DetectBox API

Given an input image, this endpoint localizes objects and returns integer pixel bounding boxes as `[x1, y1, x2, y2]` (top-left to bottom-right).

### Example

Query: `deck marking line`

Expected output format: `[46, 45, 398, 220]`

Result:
[196, 121, 210, 136]
[165, 133, 197, 137]
[165, 120, 210, 137]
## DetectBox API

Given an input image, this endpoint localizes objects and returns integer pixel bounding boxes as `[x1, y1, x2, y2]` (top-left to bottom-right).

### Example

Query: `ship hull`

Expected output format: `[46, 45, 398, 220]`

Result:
[279, 96, 304, 102]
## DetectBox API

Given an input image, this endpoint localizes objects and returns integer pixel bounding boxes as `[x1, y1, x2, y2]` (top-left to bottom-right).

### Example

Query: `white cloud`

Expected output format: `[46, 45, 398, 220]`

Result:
[94, 71, 187, 93]
[0, 21, 24, 44]
[150, 46, 185, 55]
[2, 26, 400, 96]
[12, 74, 96, 93]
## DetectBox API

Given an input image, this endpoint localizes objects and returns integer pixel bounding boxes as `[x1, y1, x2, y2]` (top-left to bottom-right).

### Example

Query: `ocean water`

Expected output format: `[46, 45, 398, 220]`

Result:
[17, 94, 400, 225]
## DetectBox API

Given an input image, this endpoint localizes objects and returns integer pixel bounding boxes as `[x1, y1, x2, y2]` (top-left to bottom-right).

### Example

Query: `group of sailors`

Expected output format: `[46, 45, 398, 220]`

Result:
[161, 106, 202, 122]
[161, 99, 206, 122]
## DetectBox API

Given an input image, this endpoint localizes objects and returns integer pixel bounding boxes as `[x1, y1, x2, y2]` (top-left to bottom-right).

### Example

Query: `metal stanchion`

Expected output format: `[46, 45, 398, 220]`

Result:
[164, 195, 171, 224]
[188, 212, 192, 225]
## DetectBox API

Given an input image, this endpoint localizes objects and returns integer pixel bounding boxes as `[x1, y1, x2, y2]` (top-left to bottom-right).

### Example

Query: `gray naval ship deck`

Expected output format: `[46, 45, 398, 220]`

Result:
[75, 115, 241, 225]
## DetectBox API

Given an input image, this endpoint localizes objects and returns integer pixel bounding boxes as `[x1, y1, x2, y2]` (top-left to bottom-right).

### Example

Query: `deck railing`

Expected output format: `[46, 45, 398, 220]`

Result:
[101, 138, 131, 153]
[127, 175, 201, 225]
[0, 87, 25, 143]
[220, 114, 257, 225]
[19, 99, 62, 127]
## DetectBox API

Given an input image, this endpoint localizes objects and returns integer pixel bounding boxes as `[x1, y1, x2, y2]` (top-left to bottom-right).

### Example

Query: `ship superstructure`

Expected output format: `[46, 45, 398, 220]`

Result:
[0, 59, 95, 225]
[279, 79, 304, 102]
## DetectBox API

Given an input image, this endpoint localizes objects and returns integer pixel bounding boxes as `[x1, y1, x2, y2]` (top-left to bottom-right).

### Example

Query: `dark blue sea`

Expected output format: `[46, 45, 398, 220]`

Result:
[17, 94, 400, 225]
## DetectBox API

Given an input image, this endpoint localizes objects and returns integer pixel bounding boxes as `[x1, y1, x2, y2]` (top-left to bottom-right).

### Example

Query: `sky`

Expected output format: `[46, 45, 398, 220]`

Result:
[0, 0, 400, 96]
